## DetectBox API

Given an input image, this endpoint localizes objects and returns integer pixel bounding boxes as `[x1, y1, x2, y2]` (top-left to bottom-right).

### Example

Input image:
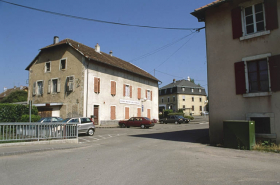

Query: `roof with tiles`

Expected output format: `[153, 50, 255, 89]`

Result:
[0, 86, 28, 100]
[26, 39, 159, 82]
[160, 79, 204, 89]
[191, 0, 230, 21]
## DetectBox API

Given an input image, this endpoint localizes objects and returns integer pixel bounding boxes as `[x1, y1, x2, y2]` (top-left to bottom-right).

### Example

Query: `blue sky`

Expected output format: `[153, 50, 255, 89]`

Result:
[0, 0, 212, 93]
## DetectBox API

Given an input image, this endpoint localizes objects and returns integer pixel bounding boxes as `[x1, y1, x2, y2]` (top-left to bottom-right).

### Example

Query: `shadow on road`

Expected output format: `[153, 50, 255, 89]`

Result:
[130, 128, 210, 144]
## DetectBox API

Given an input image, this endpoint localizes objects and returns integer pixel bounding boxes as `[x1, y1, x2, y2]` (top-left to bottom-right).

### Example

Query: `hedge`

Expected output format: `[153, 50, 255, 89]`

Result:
[0, 103, 39, 122]
[21, 114, 41, 122]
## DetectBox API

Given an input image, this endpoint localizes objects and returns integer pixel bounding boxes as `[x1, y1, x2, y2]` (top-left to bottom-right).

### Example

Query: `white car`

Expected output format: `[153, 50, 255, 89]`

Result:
[61, 117, 95, 136]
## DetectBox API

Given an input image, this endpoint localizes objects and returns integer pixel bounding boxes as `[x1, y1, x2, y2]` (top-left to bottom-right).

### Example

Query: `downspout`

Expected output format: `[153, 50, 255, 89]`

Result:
[86, 60, 89, 117]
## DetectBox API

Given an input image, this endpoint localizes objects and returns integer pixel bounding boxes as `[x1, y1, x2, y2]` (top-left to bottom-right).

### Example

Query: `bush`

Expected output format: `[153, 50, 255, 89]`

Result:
[168, 113, 184, 117]
[185, 116, 194, 120]
[20, 114, 41, 122]
[0, 104, 39, 122]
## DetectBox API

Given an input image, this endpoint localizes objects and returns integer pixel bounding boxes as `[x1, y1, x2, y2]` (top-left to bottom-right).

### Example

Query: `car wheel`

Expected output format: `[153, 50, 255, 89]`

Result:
[122, 123, 126, 128]
[140, 124, 145, 129]
[175, 121, 178, 124]
[127, 126, 130, 128]
[87, 129, 94, 136]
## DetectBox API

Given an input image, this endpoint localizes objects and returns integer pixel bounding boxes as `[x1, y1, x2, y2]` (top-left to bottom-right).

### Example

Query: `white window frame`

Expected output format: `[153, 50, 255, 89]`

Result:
[45, 62, 51, 73]
[37, 80, 43, 96]
[191, 88, 194, 93]
[60, 58, 67, 70]
[51, 78, 60, 94]
[240, 1, 270, 40]
[182, 95, 185, 101]
[125, 84, 130, 97]
[147, 90, 151, 100]
[243, 53, 272, 97]
[182, 87, 185, 92]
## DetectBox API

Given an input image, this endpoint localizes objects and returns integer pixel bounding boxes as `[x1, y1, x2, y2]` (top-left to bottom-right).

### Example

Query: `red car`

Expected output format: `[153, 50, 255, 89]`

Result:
[119, 117, 155, 129]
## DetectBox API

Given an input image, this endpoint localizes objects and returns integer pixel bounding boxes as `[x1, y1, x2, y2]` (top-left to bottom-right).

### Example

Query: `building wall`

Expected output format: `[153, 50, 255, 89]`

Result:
[28, 45, 159, 123]
[159, 94, 207, 115]
[205, 0, 280, 144]
[85, 60, 159, 124]
[28, 45, 85, 118]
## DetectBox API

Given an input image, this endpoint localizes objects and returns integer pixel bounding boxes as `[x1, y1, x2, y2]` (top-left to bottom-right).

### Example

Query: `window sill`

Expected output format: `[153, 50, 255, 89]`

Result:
[243, 92, 272, 98]
[240, 30, 270, 41]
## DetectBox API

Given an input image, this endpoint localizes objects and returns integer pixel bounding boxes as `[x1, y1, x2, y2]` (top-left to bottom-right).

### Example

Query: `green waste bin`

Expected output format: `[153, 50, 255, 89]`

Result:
[223, 120, 255, 150]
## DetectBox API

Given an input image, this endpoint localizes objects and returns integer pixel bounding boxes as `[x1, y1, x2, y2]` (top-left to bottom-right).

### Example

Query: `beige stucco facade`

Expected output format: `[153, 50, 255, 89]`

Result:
[27, 41, 159, 125]
[194, 0, 280, 144]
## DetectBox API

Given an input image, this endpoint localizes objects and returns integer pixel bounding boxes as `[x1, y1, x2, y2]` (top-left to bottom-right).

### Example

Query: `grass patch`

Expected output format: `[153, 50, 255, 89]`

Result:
[253, 139, 280, 153]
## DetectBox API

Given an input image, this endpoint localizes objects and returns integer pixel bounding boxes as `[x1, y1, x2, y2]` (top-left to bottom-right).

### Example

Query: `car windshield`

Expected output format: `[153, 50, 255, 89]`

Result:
[57, 117, 63, 121]
[177, 116, 184, 119]
[61, 118, 71, 122]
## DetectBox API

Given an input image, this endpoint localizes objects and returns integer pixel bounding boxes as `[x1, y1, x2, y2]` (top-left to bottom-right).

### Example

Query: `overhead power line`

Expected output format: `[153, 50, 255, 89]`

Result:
[0, 0, 205, 31]
[130, 32, 195, 63]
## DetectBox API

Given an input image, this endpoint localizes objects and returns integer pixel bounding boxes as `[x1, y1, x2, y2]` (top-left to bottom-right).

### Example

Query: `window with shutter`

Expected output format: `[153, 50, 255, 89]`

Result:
[111, 106, 116, 120]
[67, 76, 74, 92]
[111, 81, 116, 95]
[94, 77, 100, 93]
[137, 88, 141, 99]
[130, 86, 132, 98]
[232, 0, 278, 39]
[125, 107, 129, 119]
[37, 81, 43, 95]
[234, 61, 246, 94]
[269, 54, 280, 91]
[147, 109, 151, 119]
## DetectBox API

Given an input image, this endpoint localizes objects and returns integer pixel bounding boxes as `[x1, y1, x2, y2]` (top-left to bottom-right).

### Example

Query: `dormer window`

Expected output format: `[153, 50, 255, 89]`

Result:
[182, 87, 185, 92]
[191, 88, 194, 93]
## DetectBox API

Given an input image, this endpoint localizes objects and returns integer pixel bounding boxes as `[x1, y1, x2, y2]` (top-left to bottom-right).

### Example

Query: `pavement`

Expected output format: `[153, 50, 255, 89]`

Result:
[0, 116, 209, 157]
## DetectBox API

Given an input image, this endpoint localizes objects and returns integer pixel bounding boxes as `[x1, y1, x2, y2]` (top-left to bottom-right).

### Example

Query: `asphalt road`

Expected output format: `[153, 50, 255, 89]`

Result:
[0, 122, 279, 185]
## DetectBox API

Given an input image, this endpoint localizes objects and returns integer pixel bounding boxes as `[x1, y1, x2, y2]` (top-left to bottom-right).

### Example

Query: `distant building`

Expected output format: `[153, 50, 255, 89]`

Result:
[25, 37, 159, 124]
[159, 78, 207, 116]
[0, 86, 28, 101]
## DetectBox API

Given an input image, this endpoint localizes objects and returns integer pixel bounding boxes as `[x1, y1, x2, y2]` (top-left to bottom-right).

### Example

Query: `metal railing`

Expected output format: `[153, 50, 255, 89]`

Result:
[0, 122, 78, 142]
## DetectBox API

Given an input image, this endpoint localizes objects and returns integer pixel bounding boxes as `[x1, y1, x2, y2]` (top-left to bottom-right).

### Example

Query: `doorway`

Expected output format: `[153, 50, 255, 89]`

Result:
[94, 105, 99, 125]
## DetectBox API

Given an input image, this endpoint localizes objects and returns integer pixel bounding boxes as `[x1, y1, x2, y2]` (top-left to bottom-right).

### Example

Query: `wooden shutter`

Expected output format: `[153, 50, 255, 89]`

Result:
[48, 80, 51, 94]
[147, 109, 151, 119]
[264, 0, 279, 30]
[94, 77, 98, 93]
[234, 61, 246, 94]
[123, 84, 126, 96]
[137, 108, 141, 117]
[111, 106, 116, 120]
[98, 78, 100, 93]
[146, 90, 147, 98]
[111, 81, 116, 95]
[269, 55, 280, 92]
[125, 107, 129, 119]
[57, 78, 61, 93]
[151, 91, 152, 101]
[137, 88, 141, 99]
[231, 7, 243, 39]
[130, 86, 132, 98]
[33, 82, 36, 95]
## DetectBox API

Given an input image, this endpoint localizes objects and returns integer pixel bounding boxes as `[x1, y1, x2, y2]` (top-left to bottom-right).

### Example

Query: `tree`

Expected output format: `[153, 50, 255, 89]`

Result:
[1, 90, 27, 103]
[190, 78, 195, 83]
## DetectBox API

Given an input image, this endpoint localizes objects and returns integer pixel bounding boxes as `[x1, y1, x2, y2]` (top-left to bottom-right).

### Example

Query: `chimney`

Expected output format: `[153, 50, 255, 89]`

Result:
[109, 50, 113, 56]
[95, 43, 100, 53]
[187, 76, 191, 81]
[173, 79, 176, 83]
[53, 36, 59, 44]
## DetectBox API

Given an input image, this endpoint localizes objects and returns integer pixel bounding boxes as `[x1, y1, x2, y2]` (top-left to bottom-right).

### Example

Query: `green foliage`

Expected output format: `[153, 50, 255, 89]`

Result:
[190, 78, 195, 83]
[185, 116, 194, 120]
[20, 114, 41, 122]
[168, 113, 184, 117]
[178, 109, 184, 113]
[0, 104, 39, 122]
[1, 90, 27, 103]
[164, 110, 173, 117]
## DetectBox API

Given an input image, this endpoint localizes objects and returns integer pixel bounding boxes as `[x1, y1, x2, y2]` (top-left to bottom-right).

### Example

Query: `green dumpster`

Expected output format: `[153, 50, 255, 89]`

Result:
[223, 120, 255, 150]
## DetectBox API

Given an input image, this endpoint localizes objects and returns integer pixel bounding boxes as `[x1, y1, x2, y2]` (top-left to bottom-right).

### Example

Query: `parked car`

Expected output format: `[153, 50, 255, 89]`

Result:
[159, 115, 184, 124]
[119, 117, 155, 129]
[39, 117, 63, 123]
[177, 116, 190, 123]
[61, 117, 95, 136]
[201, 111, 209, 116]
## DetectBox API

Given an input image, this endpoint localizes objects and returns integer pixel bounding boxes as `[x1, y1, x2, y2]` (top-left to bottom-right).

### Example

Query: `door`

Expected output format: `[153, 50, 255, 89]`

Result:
[38, 108, 52, 118]
[94, 105, 99, 125]
[125, 107, 129, 119]
[137, 108, 141, 117]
